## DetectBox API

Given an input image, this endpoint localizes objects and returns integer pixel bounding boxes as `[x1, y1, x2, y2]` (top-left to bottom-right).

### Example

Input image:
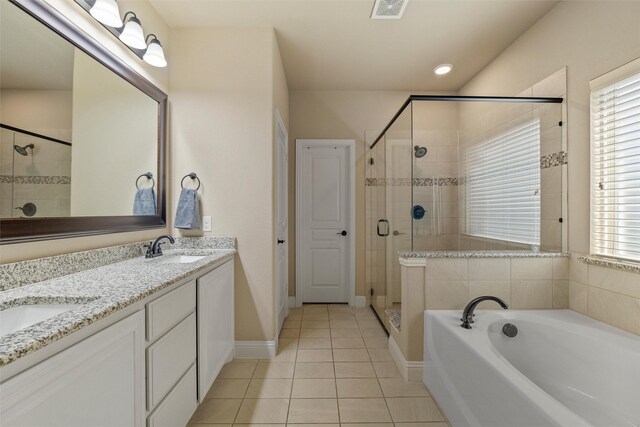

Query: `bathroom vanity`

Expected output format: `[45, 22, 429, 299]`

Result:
[0, 239, 236, 427]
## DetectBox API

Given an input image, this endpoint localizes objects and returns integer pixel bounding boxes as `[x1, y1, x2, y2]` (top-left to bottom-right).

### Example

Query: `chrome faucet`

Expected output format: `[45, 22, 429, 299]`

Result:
[460, 296, 508, 329]
[145, 235, 175, 258]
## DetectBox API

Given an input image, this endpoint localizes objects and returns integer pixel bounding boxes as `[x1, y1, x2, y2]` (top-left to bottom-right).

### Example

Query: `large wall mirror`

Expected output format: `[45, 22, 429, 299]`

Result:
[0, 0, 167, 243]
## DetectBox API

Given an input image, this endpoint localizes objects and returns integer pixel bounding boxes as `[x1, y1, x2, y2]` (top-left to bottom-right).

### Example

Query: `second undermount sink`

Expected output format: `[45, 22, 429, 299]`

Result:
[157, 255, 206, 264]
[0, 304, 80, 337]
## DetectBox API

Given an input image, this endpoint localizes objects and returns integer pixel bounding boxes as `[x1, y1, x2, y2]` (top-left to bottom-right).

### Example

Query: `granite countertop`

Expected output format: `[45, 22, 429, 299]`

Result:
[399, 250, 570, 258]
[0, 240, 236, 367]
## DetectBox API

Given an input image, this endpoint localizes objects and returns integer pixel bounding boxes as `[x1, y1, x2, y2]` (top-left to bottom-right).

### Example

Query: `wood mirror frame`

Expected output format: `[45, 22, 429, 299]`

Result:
[1, 0, 167, 244]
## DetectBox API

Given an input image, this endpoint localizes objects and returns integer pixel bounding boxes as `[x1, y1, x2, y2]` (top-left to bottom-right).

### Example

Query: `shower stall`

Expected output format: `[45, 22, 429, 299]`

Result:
[0, 124, 72, 218]
[366, 95, 564, 324]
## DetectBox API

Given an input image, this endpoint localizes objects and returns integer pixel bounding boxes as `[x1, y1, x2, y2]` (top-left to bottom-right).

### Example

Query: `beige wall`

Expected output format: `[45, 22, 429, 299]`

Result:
[1, 0, 170, 263]
[70, 50, 157, 216]
[170, 27, 286, 342]
[458, 0, 640, 255]
[289, 90, 454, 298]
[0, 90, 72, 140]
[272, 32, 290, 326]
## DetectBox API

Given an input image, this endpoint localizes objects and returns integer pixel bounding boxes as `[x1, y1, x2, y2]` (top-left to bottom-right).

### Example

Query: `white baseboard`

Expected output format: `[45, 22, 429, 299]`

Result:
[288, 296, 297, 308]
[389, 336, 423, 382]
[235, 340, 276, 359]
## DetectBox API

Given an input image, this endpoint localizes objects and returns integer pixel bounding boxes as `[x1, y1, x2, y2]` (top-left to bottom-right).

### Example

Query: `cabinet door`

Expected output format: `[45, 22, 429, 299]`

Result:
[197, 260, 234, 400]
[0, 311, 145, 427]
[147, 312, 196, 410]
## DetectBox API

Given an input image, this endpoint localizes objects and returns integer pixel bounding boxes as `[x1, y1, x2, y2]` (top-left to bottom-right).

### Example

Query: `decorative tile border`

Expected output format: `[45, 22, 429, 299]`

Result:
[578, 256, 640, 275]
[541, 151, 567, 169]
[0, 175, 71, 184]
[398, 250, 570, 258]
[366, 151, 567, 188]
[365, 177, 458, 187]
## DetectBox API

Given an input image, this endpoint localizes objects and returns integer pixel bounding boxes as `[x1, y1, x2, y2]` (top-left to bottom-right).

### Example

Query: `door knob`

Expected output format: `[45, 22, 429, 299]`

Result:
[337, 230, 348, 236]
[392, 230, 406, 236]
[277, 239, 285, 244]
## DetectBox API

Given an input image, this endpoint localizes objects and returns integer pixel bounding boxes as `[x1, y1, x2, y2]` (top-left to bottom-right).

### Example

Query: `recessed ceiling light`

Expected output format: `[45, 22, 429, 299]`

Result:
[434, 64, 453, 75]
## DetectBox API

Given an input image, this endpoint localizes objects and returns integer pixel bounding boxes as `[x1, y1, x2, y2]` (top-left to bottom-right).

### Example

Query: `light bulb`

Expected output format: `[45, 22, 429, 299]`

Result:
[90, 0, 123, 28]
[143, 37, 167, 68]
[119, 13, 146, 49]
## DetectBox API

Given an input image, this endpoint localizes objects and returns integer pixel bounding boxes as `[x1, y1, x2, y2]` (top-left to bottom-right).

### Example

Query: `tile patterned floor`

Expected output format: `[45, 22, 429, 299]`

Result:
[188, 304, 450, 427]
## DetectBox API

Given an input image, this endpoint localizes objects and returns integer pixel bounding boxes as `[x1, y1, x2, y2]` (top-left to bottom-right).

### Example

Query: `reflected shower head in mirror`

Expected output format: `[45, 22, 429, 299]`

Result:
[414, 145, 427, 158]
[13, 144, 35, 156]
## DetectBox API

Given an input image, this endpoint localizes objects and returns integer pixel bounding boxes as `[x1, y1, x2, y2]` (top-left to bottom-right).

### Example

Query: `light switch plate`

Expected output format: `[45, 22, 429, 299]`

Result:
[203, 216, 212, 231]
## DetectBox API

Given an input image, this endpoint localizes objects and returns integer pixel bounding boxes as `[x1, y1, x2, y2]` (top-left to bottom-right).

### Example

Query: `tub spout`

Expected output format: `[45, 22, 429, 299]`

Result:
[461, 296, 508, 329]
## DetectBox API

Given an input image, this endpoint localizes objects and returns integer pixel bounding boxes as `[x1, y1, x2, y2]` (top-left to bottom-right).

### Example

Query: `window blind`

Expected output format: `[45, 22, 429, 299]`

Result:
[591, 70, 640, 262]
[465, 120, 541, 245]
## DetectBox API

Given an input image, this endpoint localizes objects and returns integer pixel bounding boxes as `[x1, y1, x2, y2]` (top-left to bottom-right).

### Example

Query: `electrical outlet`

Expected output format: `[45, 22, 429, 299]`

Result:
[203, 216, 212, 232]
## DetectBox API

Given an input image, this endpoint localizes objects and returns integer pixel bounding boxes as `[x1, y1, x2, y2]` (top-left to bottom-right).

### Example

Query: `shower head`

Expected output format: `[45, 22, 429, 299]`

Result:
[414, 145, 427, 158]
[13, 144, 34, 156]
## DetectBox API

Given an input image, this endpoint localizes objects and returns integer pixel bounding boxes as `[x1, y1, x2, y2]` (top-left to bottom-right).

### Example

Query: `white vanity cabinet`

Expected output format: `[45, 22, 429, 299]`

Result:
[197, 259, 235, 400]
[145, 281, 198, 427]
[0, 310, 146, 427]
[0, 256, 235, 427]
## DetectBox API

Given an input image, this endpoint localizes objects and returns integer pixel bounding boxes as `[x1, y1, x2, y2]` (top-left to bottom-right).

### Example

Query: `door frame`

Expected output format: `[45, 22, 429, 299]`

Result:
[295, 139, 356, 307]
[275, 110, 289, 337]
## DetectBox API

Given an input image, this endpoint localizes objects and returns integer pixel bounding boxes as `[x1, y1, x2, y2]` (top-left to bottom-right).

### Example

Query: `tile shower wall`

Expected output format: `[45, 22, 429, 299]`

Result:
[412, 131, 460, 252]
[0, 129, 71, 218]
[569, 255, 640, 335]
[423, 257, 570, 310]
[412, 101, 460, 252]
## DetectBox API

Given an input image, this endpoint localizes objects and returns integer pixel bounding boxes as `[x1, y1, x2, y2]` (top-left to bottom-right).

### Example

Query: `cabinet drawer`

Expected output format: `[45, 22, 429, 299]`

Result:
[147, 364, 197, 427]
[146, 280, 195, 342]
[147, 313, 196, 410]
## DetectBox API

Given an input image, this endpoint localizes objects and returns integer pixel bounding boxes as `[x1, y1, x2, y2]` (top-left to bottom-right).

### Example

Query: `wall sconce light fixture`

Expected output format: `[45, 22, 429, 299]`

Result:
[143, 34, 167, 68]
[76, 0, 168, 68]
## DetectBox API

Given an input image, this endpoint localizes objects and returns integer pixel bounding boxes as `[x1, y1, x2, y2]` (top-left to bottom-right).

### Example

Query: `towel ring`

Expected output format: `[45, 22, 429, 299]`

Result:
[181, 172, 201, 191]
[136, 172, 155, 189]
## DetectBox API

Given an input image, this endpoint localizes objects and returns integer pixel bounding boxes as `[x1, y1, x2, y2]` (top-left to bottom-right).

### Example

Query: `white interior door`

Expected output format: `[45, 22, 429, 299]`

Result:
[276, 112, 289, 334]
[297, 139, 353, 304]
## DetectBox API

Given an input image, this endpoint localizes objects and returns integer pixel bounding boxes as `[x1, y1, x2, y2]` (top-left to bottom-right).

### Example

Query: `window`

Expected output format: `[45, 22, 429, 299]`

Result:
[465, 120, 541, 245]
[591, 65, 640, 262]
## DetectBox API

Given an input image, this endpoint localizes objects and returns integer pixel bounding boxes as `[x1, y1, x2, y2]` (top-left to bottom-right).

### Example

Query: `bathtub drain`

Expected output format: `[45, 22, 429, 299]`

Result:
[502, 323, 518, 338]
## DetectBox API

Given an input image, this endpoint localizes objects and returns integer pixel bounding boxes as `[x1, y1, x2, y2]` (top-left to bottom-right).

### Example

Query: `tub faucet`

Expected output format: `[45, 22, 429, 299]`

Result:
[460, 296, 508, 329]
[145, 235, 175, 258]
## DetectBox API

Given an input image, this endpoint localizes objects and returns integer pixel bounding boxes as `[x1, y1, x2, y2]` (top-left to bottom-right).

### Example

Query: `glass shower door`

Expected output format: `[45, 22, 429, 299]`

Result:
[366, 130, 387, 320]
[384, 106, 412, 313]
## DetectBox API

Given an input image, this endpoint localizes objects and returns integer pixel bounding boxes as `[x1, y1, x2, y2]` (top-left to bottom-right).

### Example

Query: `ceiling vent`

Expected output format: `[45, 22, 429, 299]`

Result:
[371, 0, 408, 19]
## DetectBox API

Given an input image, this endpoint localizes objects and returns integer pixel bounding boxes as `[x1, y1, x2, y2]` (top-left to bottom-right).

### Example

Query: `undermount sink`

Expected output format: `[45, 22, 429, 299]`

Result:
[157, 255, 206, 264]
[0, 304, 80, 337]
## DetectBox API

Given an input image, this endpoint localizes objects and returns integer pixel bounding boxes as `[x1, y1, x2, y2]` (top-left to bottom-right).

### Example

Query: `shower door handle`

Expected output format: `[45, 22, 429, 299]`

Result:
[377, 219, 389, 237]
